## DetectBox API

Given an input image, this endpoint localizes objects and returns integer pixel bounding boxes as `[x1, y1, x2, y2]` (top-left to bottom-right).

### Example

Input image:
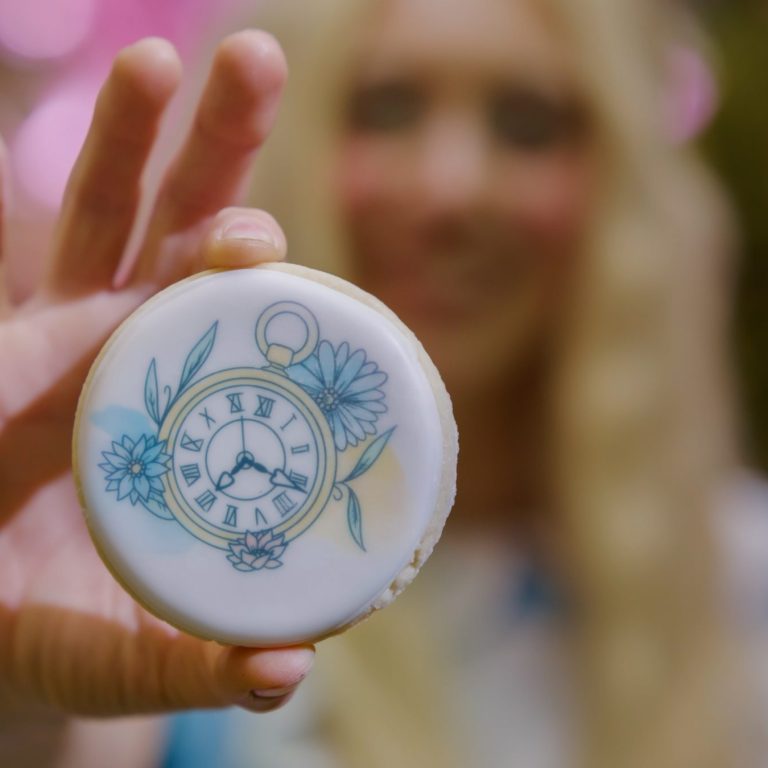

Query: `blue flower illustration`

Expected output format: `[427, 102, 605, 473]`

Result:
[286, 340, 387, 451]
[100, 434, 171, 506]
[228, 530, 287, 571]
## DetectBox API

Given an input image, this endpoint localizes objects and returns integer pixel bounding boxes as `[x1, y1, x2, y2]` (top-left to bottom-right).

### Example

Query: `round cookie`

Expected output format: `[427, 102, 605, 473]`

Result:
[73, 263, 457, 646]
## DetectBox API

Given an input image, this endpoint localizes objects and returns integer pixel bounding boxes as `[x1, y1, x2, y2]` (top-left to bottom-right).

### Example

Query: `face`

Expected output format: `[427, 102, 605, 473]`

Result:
[335, 0, 596, 396]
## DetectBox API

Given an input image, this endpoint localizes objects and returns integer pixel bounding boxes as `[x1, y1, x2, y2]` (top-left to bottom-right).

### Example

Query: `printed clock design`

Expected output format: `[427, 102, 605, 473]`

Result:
[99, 300, 395, 573]
[161, 372, 336, 547]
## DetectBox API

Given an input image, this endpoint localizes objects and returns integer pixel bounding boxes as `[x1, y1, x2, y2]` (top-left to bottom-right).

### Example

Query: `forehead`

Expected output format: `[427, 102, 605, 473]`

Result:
[356, 0, 577, 91]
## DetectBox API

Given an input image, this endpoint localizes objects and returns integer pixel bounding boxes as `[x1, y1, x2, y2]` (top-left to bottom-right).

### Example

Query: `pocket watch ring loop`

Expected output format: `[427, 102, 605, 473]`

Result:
[255, 302, 319, 367]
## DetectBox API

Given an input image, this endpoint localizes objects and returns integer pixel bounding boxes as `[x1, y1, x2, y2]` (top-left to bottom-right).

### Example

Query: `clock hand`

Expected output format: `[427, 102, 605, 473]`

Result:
[215, 455, 273, 490]
[269, 468, 306, 493]
[233, 455, 251, 474]
[235, 456, 269, 474]
[234, 453, 302, 491]
[215, 455, 251, 491]
[215, 418, 278, 490]
[215, 470, 236, 491]
[233, 417, 259, 470]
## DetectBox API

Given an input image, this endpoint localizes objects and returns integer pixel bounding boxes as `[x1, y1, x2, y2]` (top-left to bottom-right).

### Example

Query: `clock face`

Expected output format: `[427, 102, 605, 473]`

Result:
[160, 370, 335, 547]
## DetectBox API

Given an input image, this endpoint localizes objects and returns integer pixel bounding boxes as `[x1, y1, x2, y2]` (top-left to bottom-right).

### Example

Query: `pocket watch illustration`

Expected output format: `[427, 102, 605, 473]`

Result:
[99, 301, 395, 572]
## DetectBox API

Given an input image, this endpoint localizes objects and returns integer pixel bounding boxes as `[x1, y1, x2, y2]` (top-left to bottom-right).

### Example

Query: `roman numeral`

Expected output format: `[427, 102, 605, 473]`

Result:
[199, 407, 216, 429]
[291, 444, 310, 455]
[226, 393, 243, 413]
[289, 470, 308, 491]
[273, 491, 297, 518]
[254, 396, 274, 419]
[280, 413, 297, 431]
[224, 504, 238, 527]
[180, 432, 203, 452]
[194, 489, 217, 513]
[254, 507, 268, 527]
[180, 463, 201, 486]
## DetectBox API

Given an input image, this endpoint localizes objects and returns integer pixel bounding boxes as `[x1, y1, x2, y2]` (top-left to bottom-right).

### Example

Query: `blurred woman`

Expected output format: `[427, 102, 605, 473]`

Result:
[214, 0, 742, 766]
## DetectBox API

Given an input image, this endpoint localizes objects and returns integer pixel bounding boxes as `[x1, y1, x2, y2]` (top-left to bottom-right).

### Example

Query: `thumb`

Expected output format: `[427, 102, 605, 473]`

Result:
[159, 639, 316, 713]
[7, 597, 315, 717]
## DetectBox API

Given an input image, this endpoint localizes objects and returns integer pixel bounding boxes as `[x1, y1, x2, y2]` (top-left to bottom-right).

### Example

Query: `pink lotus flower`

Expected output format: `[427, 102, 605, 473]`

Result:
[227, 530, 287, 572]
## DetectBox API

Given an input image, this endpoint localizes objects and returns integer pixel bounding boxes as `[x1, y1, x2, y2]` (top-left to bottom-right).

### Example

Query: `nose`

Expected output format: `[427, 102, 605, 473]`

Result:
[414, 114, 490, 221]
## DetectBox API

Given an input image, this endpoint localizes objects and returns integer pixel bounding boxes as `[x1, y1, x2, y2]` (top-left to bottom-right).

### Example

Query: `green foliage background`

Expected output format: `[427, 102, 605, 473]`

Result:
[701, 2, 768, 469]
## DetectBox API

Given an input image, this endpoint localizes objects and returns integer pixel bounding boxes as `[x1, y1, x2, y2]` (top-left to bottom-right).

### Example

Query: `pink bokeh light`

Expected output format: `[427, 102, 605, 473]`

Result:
[666, 45, 718, 144]
[0, 0, 96, 60]
[13, 81, 97, 208]
[3, 0, 248, 209]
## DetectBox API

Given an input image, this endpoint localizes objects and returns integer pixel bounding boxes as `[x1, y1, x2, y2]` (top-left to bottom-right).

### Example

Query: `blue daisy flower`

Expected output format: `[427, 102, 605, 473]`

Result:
[286, 340, 387, 451]
[100, 434, 171, 506]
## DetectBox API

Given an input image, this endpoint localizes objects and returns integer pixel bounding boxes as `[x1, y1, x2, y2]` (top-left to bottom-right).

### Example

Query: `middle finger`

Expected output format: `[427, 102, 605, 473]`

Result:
[133, 30, 287, 288]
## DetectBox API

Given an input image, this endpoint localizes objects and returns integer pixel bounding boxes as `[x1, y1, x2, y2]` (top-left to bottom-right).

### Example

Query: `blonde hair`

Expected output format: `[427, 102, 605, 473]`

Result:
[548, 3, 739, 766]
[248, 0, 371, 276]
[244, 1, 739, 765]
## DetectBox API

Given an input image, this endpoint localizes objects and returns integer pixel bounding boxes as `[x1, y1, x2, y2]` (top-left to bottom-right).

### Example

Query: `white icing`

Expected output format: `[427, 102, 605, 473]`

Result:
[75, 266, 451, 646]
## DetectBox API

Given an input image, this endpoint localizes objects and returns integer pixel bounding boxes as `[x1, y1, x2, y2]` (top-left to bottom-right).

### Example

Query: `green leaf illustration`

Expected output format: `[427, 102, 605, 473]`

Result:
[344, 426, 396, 482]
[178, 321, 218, 393]
[346, 486, 365, 551]
[144, 358, 160, 424]
[141, 497, 174, 521]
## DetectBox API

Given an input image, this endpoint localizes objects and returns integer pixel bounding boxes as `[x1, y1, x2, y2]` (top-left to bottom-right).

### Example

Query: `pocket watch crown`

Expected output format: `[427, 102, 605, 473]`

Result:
[266, 344, 293, 367]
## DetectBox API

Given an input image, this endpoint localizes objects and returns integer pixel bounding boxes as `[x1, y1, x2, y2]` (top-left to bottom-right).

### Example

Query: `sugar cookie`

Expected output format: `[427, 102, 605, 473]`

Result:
[73, 264, 457, 646]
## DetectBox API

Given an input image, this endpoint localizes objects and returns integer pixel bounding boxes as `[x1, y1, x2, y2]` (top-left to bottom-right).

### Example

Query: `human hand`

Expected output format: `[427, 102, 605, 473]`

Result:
[0, 32, 314, 718]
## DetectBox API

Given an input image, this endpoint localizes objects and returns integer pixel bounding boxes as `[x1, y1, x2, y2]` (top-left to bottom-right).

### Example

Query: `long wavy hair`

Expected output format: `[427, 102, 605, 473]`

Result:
[243, 0, 740, 765]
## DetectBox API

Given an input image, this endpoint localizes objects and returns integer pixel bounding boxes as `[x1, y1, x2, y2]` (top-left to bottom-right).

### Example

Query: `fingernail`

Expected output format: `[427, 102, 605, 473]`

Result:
[290, 647, 316, 678]
[250, 684, 297, 698]
[239, 646, 315, 701]
[245, 646, 315, 688]
[236, 688, 296, 713]
[219, 219, 278, 246]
